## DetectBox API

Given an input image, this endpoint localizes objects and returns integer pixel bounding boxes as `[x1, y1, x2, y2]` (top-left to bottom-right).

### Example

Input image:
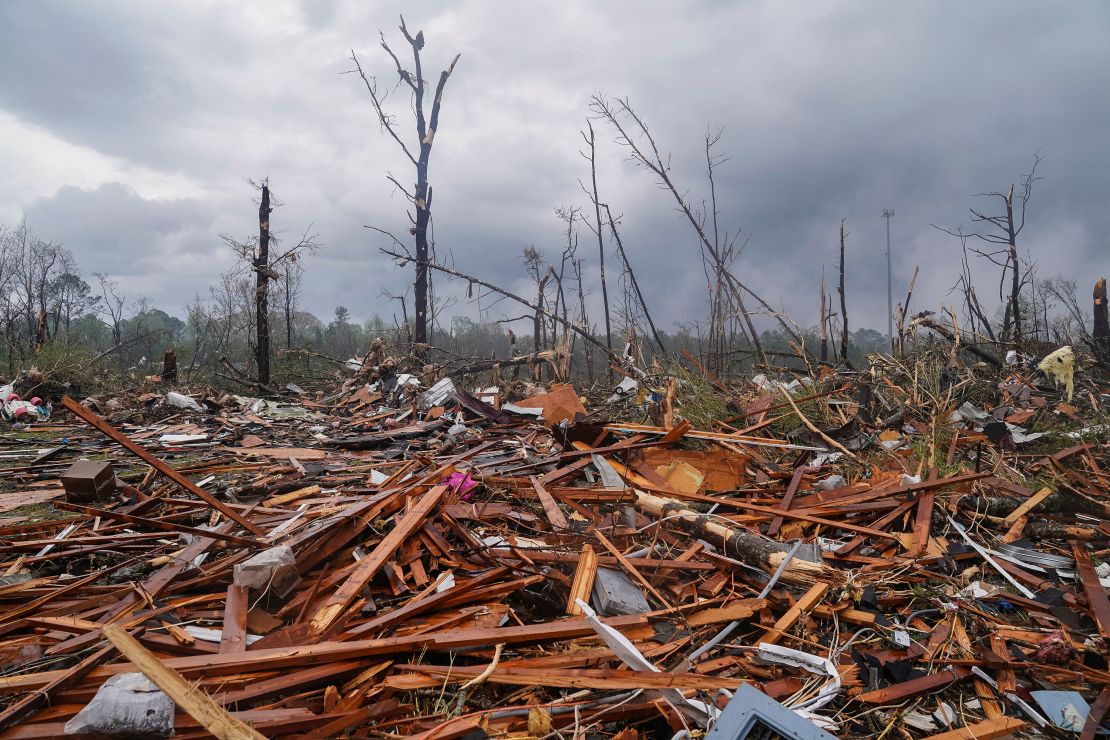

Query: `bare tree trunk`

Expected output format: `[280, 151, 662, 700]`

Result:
[255, 183, 272, 386]
[284, 272, 294, 349]
[1005, 186, 1022, 349]
[351, 21, 460, 360]
[583, 122, 613, 378]
[818, 271, 828, 363]
[1094, 277, 1110, 357]
[897, 266, 919, 356]
[162, 348, 177, 382]
[574, 257, 593, 381]
[591, 97, 782, 364]
[602, 205, 667, 357]
[404, 24, 459, 357]
[838, 218, 849, 364]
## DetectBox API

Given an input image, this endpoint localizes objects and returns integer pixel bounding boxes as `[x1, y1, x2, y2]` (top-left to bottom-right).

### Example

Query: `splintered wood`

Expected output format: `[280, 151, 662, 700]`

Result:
[0, 365, 1105, 739]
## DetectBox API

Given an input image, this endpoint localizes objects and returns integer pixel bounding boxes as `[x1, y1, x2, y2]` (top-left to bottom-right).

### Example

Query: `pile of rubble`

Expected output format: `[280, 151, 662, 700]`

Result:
[0, 348, 1106, 739]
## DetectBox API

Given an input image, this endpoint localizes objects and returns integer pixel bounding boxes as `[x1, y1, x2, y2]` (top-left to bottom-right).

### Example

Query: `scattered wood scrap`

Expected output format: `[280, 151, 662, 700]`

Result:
[0, 360, 1104, 738]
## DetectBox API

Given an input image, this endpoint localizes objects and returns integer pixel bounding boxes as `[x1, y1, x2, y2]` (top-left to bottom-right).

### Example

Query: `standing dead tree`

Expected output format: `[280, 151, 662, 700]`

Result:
[818, 269, 828, 363]
[1092, 278, 1109, 360]
[838, 219, 849, 364]
[350, 17, 461, 356]
[522, 246, 553, 359]
[255, 183, 272, 385]
[591, 96, 804, 368]
[579, 122, 614, 376]
[602, 204, 667, 357]
[937, 155, 1041, 350]
[222, 181, 319, 387]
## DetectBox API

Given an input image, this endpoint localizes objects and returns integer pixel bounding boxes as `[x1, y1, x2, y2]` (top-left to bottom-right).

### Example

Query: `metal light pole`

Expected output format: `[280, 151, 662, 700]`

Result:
[882, 208, 894, 352]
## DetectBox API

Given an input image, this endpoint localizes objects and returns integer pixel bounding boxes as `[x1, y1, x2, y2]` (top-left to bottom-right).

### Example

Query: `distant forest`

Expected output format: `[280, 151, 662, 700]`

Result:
[0, 216, 903, 392]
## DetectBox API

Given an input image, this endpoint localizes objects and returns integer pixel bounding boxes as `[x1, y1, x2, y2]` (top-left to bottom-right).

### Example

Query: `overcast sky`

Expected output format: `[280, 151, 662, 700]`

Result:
[2, 1, 1108, 337]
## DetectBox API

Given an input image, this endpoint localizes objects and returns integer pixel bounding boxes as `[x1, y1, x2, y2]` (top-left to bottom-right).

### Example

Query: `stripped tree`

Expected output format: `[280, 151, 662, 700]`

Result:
[222, 180, 319, 387]
[838, 218, 849, 364]
[351, 18, 461, 356]
[936, 155, 1041, 350]
[591, 96, 809, 368]
[1094, 278, 1110, 360]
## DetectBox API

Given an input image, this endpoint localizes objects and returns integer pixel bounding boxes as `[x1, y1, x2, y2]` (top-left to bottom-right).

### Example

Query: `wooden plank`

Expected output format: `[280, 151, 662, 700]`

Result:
[950, 617, 1002, 719]
[310, 486, 447, 636]
[101, 624, 266, 740]
[761, 582, 828, 645]
[0, 613, 656, 695]
[593, 530, 671, 608]
[566, 544, 598, 615]
[767, 467, 806, 536]
[220, 585, 249, 654]
[392, 664, 749, 692]
[834, 500, 915, 555]
[226, 447, 327, 460]
[856, 667, 971, 704]
[1072, 542, 1110, 639]
[685, 598, 764, 627]
[54, 502, 260, 547]
[530, 476, 568, 530]
[61, 396, 265, 537]
[1002, 486, 1052, 525]
[910, 489, 936, 557]
[342, 568, 512, 639]
[811, 605, 877, 626]
[1081, 685, 1110, 740]
[922, 717, 1025, 740]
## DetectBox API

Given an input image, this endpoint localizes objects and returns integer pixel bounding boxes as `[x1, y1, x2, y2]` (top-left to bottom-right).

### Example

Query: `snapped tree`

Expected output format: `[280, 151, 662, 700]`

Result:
[222, 180, 319, 387]
[351, 17, 461, 355]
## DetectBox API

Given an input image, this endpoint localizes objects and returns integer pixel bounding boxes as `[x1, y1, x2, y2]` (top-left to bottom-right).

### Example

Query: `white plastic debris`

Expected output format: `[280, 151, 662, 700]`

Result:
[902, 711, 939, 732]
[419, 377, 456, 409]
[233, 545, 297, 596]
[577, 599, 716, 724]
[933, 702, 958, 727]
[64, 673, 174, 737]
[810, 452, 843, 466]
[752, 374, 811, 395]
[159, 433, 208, 445]
[183, 625, 261, 645]
[755, 642, 841, 730]
[816, 475, 847, 491]
[606, 376, 640, 403]
[165, 391, 203, 412]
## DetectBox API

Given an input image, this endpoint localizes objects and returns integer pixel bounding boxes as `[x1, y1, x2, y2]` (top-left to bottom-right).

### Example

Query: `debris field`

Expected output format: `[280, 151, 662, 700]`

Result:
[0, 354, 1107, 739]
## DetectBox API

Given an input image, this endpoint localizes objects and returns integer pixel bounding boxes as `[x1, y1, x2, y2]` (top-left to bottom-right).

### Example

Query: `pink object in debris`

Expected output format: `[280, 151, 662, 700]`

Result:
[442, 472, 478, 500]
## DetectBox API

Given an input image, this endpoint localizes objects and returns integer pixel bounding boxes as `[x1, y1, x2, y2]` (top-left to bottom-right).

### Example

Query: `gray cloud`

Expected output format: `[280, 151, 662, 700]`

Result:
[1, 0, 1108, 335]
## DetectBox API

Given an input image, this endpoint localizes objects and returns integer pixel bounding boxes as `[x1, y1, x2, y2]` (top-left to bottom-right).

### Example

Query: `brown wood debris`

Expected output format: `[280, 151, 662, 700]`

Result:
[0, 362, 1105, 739]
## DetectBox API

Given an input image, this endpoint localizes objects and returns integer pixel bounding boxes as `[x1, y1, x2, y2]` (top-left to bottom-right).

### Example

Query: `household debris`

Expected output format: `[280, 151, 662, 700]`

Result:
[0, 354, 1104, 739]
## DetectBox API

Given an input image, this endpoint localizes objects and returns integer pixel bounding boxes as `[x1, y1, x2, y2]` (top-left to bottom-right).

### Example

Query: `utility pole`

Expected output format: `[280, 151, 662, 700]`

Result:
[882, 208, 894, 353]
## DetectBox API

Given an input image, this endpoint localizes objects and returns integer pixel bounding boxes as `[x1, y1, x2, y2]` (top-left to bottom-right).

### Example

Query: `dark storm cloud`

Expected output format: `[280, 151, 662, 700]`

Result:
[23, 183, 220, 306]
[1, 0, 1108, 333]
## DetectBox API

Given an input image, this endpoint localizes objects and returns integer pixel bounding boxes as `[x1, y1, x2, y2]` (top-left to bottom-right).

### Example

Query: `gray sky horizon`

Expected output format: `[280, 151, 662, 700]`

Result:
[2, 1, 1108, 338]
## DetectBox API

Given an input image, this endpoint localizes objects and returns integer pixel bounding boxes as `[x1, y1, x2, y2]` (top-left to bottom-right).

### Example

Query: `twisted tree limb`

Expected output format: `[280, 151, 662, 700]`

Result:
[380, 248, 619, 364]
